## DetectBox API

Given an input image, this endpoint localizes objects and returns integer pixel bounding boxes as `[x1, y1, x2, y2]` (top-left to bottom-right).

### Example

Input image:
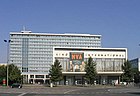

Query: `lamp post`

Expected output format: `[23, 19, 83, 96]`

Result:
[49, 75, 53, 87]
[4, 40, 11, 86]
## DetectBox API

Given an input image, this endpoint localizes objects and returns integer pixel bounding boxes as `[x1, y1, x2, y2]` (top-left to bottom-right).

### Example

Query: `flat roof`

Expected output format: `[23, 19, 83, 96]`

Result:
[10, 31, 101, 37]
[54, 47, 127, 52]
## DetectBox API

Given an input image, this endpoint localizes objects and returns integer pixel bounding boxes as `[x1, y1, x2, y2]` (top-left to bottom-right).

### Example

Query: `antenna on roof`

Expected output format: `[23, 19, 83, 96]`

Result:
[21, 26, 32, 33]
[23, 26, 26, 31]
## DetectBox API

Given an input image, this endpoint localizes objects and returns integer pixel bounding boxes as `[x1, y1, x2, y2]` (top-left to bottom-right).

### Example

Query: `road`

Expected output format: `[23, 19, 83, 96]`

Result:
[0, 85, 140, 96]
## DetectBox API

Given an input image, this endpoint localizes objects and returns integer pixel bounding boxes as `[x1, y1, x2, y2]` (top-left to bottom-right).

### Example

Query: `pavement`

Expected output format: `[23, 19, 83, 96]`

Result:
[0, 84, 140, 95]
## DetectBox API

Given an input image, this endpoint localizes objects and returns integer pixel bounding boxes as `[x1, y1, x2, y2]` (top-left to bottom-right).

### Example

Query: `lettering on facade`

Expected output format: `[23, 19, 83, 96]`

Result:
[71, 54, 83, 60]
[69, 52, 85, 72]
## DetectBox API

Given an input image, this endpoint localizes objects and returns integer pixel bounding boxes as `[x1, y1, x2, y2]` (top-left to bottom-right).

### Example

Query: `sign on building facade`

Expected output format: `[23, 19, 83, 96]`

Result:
[69, 52, 85, 72]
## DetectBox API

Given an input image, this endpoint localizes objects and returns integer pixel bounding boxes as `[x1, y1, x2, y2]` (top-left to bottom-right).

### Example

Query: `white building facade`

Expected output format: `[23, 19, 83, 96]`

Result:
[54, 47, 127, 85]
[9, 31, 101, 84]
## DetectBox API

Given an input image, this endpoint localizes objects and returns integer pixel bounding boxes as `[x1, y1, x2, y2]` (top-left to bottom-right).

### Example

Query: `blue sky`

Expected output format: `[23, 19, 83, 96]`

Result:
[0, 0, 140, 63]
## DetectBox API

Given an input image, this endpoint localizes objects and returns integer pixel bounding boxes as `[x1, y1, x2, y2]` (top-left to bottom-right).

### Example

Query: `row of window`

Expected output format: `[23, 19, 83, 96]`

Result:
[29, 75, 50, 78]
[10, 43, 101, 47]
[10, 60, 52, 64]
[22, 68, 49, 72]
[10, 54, 52, 57]
[13, 64, 51, 67]
[10, 51, 52, 54]
[27, 39, 101, 42]
[28, 64, 50, 67]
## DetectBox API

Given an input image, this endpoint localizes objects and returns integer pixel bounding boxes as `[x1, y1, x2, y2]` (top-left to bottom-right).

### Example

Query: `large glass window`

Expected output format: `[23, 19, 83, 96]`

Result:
[95, 58, 125, 72]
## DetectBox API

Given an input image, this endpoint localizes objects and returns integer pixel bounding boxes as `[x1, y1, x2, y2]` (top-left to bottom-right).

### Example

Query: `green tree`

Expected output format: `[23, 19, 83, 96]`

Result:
[85, 57, 97, 85]
[8, 64, 22, 84]
[133, 68, 140, 84]
[121, 60, 133, 84]
[0, 65, 6, 84]
[49, 59, 63, 85]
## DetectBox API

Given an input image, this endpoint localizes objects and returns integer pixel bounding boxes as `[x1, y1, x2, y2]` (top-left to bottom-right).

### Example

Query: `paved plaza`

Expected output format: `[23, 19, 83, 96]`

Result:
[0, 85, 140, 96]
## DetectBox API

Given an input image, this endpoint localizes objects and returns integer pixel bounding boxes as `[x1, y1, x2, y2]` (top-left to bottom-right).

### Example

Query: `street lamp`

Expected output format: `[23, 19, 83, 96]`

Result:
[49, 75, 53, 87]
[4, 40, 11, 86]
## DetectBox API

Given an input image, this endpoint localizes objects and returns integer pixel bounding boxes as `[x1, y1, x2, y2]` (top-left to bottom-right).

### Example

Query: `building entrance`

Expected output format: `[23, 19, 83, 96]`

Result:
[63, 75, 85, 85]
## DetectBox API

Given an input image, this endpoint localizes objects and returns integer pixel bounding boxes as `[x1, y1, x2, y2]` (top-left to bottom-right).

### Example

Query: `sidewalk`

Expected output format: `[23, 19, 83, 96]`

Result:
[0, 83, 137, 89]
[21, 84, 123, 89]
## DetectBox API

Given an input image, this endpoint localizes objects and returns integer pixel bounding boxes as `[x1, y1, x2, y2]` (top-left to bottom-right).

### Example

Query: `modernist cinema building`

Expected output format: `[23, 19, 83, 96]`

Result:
[9, 30, 127, 85]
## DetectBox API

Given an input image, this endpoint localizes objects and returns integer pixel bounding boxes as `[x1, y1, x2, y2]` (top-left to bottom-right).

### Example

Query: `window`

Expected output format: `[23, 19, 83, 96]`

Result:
[30, 75, 34, 78]
[35, 75, 44, 78]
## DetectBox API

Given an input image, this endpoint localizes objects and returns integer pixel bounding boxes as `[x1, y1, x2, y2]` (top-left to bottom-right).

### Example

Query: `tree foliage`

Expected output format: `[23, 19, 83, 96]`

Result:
[133, 68, 140, 84]
[121, 60, 133, 83]
[85, 57, 97, 85]
[0, 65, 6, 78]
[0, 64, 22, 85]
[0, 65, 6, 83]
[49, 59, 63, 84]
[8, 64, 22, 84]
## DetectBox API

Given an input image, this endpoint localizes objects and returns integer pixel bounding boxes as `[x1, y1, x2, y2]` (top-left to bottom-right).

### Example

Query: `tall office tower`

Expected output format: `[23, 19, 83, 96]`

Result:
[9, 30, 101, 83]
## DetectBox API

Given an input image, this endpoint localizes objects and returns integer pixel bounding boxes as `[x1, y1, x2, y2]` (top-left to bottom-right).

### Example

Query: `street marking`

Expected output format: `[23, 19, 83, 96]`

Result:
[64, 89, 78, 94]
[18, 93, 26, 96]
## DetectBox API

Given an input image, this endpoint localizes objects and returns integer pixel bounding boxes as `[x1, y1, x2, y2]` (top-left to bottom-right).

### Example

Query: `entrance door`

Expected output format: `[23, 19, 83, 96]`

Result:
[101, 76, 107, 85]
[75, 76, 83, 85]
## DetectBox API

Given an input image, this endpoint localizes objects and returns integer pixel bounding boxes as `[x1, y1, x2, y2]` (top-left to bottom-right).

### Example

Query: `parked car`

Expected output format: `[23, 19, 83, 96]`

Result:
[11, 83, 22, 88]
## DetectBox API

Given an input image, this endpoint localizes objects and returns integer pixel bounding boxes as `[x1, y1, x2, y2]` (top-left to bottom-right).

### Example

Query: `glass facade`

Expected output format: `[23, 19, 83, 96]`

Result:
[9, 31, 101, 75]
[96, 58, 124, 72]
[130, 58, 140, 71]
[57, 58, 125, 72]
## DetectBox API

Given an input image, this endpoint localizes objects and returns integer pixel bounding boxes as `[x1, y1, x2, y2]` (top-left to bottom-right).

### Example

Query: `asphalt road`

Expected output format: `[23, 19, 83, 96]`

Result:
[0, 85, 140, 96]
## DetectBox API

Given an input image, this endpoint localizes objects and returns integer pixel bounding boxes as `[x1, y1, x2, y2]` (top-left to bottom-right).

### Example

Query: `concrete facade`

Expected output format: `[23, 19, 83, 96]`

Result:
[9, 31, 101, 84]
[54, 47, 127, 85]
